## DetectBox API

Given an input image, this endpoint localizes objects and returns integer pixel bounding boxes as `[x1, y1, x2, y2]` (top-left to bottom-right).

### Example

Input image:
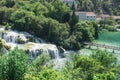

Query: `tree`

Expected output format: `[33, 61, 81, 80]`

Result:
[0, 48, 28, 80]
[93, 72, 117, 80]
[64, 50, 120, 80]
[0, 7, 14, 24]
[63, 32, 82, 50]
[31, 2, 48, 16]
[92, 22, 99, 39]
[40, 18, 70, 46]
[10, 9, 43, 34]
[24, 53, 70, 80]
[99, 18, 117, 31]
[91, 50, 117, 67]
[64, 54, 102, 80]
[24, 68, 70, 80]
[74, 21, 95, 42]
[69, 10, 78, 32]
[33, 53, 51, 71]
[77, 0, 94, 11]
[4, 0, 15, 8]
[91, 0, 101, 13]
[46, 0, 71, 23]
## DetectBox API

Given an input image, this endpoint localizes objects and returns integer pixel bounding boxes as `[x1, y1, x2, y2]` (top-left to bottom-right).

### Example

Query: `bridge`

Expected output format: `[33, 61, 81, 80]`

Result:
[84, 42, 120, 51]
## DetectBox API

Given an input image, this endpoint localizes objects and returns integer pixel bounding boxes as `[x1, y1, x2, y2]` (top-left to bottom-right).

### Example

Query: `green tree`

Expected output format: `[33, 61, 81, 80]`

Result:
[46, 0, 71, 23]
[64, 54, 102, 80]
[64, 50, 120, 80]
[69, 10, 78, 32]
[74, 21, 95, 42]
[93, 72, 117, 80]
[0, 48, 28, 80]
[40, 18, 70, 45]
[77, 0, 94, 11]
[10, 9, 43, 34]
[4, 0, 15, 7]
[92, 22, 99, 39]
[33, 53, 51, 71]
[91, 50, 117, 67]
[0, 7, 14, 24]
[31, 2, 48, 16]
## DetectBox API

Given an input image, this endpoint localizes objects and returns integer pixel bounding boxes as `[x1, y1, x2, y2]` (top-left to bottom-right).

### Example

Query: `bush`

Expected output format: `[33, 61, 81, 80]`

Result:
[0, 48, 28, 80]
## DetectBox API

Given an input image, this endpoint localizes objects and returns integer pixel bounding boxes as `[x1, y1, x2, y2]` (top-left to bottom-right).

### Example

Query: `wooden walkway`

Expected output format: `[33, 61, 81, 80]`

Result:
[84, 42, 120, 51]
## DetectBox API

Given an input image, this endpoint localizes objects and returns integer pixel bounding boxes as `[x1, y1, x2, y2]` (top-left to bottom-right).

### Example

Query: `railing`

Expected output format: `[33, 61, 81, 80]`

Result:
[84, 42, 120, 51]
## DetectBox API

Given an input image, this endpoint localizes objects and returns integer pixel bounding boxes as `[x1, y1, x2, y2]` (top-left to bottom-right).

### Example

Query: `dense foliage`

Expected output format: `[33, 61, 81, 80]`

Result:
[0, 48, 28, 80]
[99, 17, 117, 31]
[0, 48, 119, 80]
[77, 0, 120, 15]
[64, 50, 120, 80]
[0, 0, 119, 80]
[0, 0, 99, 50]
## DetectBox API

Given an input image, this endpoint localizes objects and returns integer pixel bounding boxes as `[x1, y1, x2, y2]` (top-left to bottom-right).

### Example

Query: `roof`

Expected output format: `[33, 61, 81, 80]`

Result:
[113, 16, 120, 19]
[75, 12, 96, 16]
[98, 14, 110, 18]
[97, 14, 120, 19]
[86, 12, 96, 16]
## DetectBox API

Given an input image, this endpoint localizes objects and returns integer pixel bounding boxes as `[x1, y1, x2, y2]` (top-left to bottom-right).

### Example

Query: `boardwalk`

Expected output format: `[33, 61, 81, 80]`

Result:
[84, 42, 120, 51]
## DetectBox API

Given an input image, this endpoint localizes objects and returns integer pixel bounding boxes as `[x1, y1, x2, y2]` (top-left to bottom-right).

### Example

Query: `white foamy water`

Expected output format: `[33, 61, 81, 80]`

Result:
[0, 27, 60, 59]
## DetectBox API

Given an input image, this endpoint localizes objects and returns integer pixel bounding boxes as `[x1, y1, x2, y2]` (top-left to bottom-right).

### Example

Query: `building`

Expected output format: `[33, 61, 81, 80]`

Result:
[76, 12, 96, 21]
[113, 16, 120, 20]
[96, 14, 120, 21]
[97, 14, 110, 20]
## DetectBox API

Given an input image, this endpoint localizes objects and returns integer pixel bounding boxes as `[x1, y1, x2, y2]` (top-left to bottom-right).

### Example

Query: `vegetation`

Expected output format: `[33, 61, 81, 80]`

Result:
[0, 0, 119, 80]
[64, 50, 120, 80]
[99, 18, 117, 31]
[0, 48, 28, 80]
[0, 0, 99, 50]
[0, 48, 119, 80]
[77, 0, 120, 15]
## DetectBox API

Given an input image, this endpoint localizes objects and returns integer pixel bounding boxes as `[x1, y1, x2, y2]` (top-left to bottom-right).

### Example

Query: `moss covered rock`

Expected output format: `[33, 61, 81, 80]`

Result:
[0, 38, 6, 49]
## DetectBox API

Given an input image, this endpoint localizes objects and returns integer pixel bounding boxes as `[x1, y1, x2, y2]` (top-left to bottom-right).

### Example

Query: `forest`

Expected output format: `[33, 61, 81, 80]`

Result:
[0, 0, 105, 50]
[0, 0, 120, 80]
[76, 0, 120, 15]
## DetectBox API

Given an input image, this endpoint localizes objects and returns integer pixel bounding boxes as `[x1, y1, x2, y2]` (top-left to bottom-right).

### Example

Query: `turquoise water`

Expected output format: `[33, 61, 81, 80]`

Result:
[94, 31, 120, 47]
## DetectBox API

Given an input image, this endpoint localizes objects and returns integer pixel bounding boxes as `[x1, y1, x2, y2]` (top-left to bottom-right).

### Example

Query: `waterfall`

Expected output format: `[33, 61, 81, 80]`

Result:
[0, 27, 60, 59]
[2, 31, 18, 43]
[27, 43, 60, 59]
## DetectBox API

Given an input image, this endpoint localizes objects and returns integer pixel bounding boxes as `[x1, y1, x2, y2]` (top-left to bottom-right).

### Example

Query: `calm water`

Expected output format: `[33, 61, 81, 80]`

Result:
[94, 31, 120, 47]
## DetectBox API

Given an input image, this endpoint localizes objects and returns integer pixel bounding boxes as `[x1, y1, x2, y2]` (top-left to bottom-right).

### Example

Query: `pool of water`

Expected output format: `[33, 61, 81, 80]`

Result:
[94, 31, 120, 47]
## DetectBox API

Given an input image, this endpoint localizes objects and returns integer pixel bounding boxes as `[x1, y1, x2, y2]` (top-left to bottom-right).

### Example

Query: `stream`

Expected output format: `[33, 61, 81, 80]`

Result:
[1, 26, 120, 68]
[0, 26, 67, 69]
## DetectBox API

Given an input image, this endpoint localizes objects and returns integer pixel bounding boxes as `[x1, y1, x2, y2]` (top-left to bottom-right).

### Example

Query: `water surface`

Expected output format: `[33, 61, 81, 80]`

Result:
[94, 31, 120, 47]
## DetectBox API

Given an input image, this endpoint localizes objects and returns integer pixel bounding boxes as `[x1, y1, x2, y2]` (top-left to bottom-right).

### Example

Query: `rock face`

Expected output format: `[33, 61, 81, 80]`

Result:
[0, 28, 60, 59]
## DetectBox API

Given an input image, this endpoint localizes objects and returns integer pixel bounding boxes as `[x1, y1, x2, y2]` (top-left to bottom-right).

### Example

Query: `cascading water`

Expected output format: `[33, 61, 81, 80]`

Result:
[0, 27, 60, 59]
[3, 31, 18, 43]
